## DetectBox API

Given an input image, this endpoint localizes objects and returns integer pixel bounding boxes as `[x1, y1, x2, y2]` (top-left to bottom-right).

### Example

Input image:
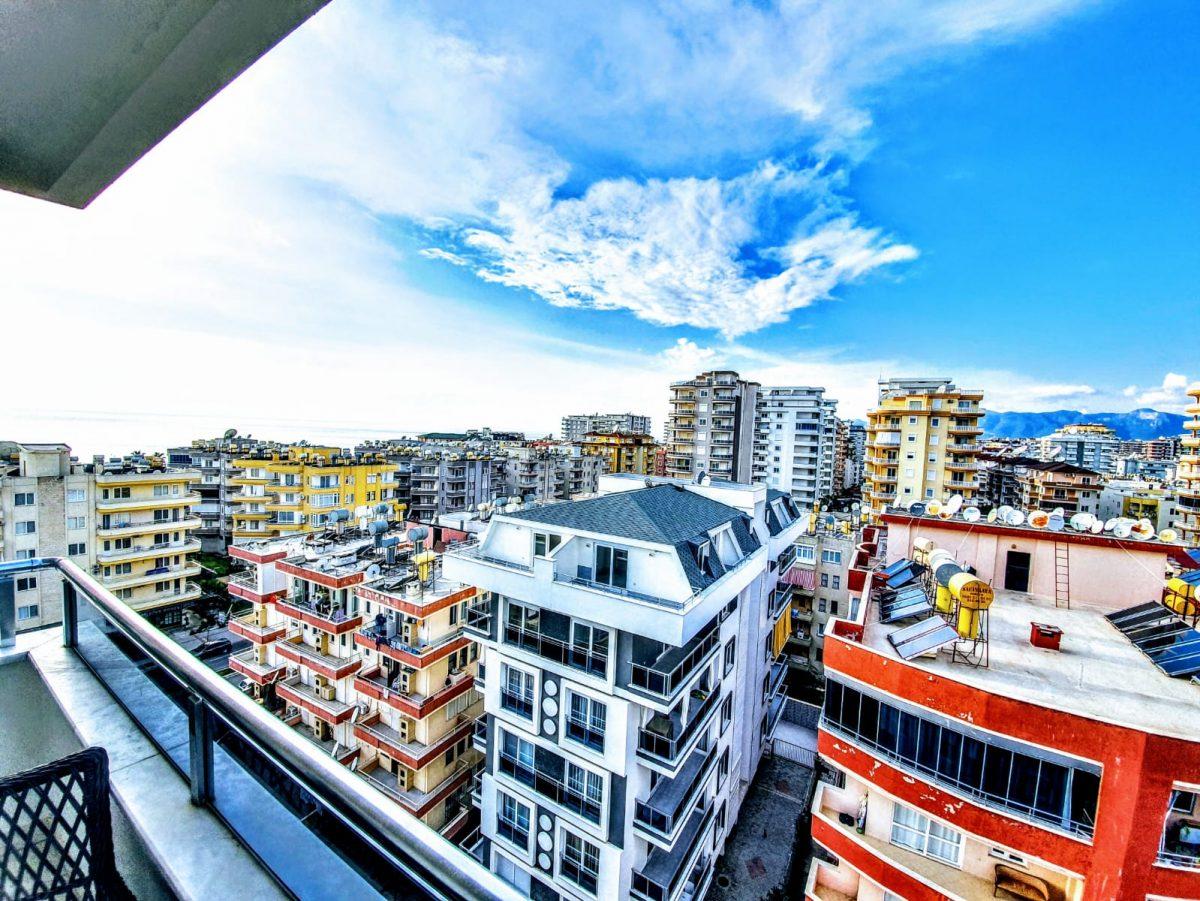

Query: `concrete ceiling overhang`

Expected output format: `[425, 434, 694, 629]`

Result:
[0, 0, 329, 208]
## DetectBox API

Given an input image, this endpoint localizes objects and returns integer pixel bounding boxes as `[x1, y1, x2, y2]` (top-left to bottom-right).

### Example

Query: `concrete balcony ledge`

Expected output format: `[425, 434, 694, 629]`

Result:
[1, 630, 285, 901]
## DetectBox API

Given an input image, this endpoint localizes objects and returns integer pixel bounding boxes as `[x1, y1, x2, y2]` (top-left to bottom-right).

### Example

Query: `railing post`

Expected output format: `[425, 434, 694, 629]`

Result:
[0, 574, 14, 648]
[62, 580, 78, 648]
[188, 694, 215, 806]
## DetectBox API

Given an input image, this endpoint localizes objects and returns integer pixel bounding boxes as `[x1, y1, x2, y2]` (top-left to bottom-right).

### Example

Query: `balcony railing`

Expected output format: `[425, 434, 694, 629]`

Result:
[634, 743, 719, 842]
[637, 689, 722, 768]
[627, 622, 720, 701]
[631, 801, 716, 901]
[497, 752, 603, 824]
[0, 557, 520, 901]
[503, 623, 608, 678]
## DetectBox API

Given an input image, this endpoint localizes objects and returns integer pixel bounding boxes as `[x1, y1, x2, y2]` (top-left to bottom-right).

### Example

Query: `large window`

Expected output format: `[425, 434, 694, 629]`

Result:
[824, 678, 1100, 837]
[566, 763, 604, 822]
[14, 492, 34, 506]
[891, 802, 963, 866]
[560, 831, 600, 894]
[497, 792, 531, 851]
[571, 623, 609, 676]
[500, 664, 535, 719]
[534, 532, 562, 557]
[566, 692, 606, 752]
[594, 545, 628, 589]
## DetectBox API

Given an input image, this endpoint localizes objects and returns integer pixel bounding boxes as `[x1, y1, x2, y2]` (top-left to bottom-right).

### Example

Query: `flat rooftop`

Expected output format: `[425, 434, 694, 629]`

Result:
[860, 588, 1200, 743]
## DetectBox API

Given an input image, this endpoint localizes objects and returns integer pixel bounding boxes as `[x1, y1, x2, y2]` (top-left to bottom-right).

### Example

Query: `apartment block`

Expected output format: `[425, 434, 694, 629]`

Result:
[781, 523, 857, 676]
[752, 386, 838, 508]
[562, 414, 653, 443]
[230, 446, 400, 543]
[167, 438, 280, 552]
[445, 473, 806, 901]
[1038, 424, 1120, 473]
[844, 421, 866, 491]
[862, 378, 984, 523]
[0, 443, 96, 630]
[504, 447, 604, 503]
[1015, 461, 1102, 515]
[808, 512, 1200, 901]
[410, 455, 505, 523]
[1099, 480, 1181, 533]
[1180, 382, 1200, 545]
[577, 432, 659, 476]
[227, 526, 483, 837]
[665, 371, 759, 483]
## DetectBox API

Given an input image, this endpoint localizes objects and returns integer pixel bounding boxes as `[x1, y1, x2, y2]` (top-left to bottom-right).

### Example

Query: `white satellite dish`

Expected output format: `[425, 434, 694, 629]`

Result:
[944, 494, 964, 516]
[1103, 518, 1118, 532]
[1113, 521, 1133, 539]
[963, 506, 981, 523]
[1047, 512, 1065, 532]
[1028, 510, 1049, 529]
[1008, 509, 1026, 526]
[1090, 518, 1104, 534]
[1160, 528, 1179, 543]
[997, 505, 1013, 522]
[987, 508, 999, 523]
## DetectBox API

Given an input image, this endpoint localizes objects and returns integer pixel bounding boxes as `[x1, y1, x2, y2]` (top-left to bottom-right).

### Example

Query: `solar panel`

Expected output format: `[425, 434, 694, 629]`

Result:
[888, 566, 922, 590]
[1159, 652, 1200, 678]
[1106, 602, 1167, 625]
[878, 559, 912, 579]
[1129, 622, 1189, 646]
[1147, 635, 1200, 660]
[881, 598, 933, 624]
[888, 616, 960, 661]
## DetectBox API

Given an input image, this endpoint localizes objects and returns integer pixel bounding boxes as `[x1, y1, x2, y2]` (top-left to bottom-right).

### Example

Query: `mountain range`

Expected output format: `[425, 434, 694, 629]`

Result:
[980, 408, 1185, 440]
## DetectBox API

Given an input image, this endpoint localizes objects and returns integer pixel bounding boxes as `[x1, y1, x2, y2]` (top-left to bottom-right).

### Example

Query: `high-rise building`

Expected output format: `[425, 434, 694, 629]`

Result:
[666, 370, 759, 482]
[844, 421, 867, 491]
[1178, 382, 1200, 545]
[167, 438, 280, 552]
[576, 432, 659, 475]
[751, 386, 838, 508]
[445, 473, 806, 900]
[1039, 424, 1120, 473]
[229, 446, 401, 544]
[862, 378, 984, 523]
[807, 511, 1200, 901]
[561, 414, 653, 443]
[1, 443, 97, 631]
[504, 447, 604, 502]
[1015, 461, 1103, 515]
[409, 455, 505, 523]
[227, 526, 484, 838]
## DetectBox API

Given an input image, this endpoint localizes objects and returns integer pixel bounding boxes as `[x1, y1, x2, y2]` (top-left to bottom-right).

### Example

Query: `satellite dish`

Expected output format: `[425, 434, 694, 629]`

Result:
[223, 428, 238, 440]
[1028, 510, 1049, 529]
[1090, 519, 1104, 534]
[1160, 528, 1179, 543]
[851, 502, 861, 512]
[987, 508, 998, 523]
[909, 502, 927, 516]
[1047, 512, 1065, 532]
[963, 506, 981, 523]
[997, 505, 1013, 522]
[927, 501, 942, 517]
[1103, 518, 1118, 532]
[1132, 519, 1155, 541]
[1008, 509, 1026, 526]
[944, 495, 964, 516]
[1113, 521, 1133, 539]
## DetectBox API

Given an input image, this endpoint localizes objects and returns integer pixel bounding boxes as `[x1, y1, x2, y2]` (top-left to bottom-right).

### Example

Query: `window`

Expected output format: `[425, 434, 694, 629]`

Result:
[566, 692, 606, 752]
[14, 492, 34, 506]
[1170, 789, 1197, 814]
[560, 831, 600, 894]
[891, 802, 963, 866]
[153, 484, 170, 497]
[571, 623, 610, 676]
[500, 664, 534, 719]
[534, 532, 562, 557]
[821, 549, 842, 565]
[16, 577, 37, 592]
[830, 600, 839, 616]
[720, 694, 733, 733]
[17, 604, 39, 621]
[566, 762, 604, 822]
[818, 598, 827, 613]
[14, 521, 35, 535]
[110, 487, 131, 499]
[311, 493, 338, 508]
[820, 573, 829, 588]
[823, 678, 1101, 836]
[832, 576, 840, 590]
[723, 638, 737, 676]
[67, 516, 87, 530]
[16, 549, 35, 561]
[68, 542, 86, 556]
[497, 792, 531, 850]
[717, 747, 730, 790]
[594, 545, 628, 589]
[795, 544, 815, 563]
[67, 489, 86, 503]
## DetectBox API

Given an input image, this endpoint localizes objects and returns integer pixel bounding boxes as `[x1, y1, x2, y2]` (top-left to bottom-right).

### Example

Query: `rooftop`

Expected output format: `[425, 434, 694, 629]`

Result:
[859, 587, 1200, 742]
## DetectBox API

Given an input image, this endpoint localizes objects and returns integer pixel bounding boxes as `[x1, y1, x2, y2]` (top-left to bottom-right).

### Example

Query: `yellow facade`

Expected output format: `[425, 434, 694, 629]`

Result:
[95, 469, 201, 610]
[1177, 382, 1200, 544]
[231, 446, 402, 542]
[862, 381, 984, 524]
[577, 432, 658, 475]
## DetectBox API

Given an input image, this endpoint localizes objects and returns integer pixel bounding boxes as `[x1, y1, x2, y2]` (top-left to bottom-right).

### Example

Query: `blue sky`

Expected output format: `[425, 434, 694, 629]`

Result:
[1, 0, 1196, 454]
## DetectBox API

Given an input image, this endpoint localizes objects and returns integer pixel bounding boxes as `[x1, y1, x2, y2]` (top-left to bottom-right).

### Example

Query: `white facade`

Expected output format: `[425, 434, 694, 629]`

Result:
[1039, 429, 1120, 473]
[445, 473, 805, 901]
[561, 414, 653, 443]
[752, 387, 838, 508]
[666, 371, 759, 483]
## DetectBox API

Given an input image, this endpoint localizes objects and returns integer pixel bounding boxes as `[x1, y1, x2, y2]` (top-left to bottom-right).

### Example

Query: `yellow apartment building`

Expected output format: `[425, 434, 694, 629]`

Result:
[576, 431, 659, 475]
[230, 446, 402, 543]
[863, 378, 984, 523]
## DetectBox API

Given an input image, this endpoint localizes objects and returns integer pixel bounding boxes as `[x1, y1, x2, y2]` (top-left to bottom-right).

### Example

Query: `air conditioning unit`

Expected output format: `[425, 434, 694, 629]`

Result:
[398, 670, 412, 693]
[396, 767, 412, 791]
[287, 667, 299, 679]
[320, 684, 337, 702]
[312, 719, 329, 741]
[401, 622, 416, 644]
[397, 718, 413, 742]
[315, 674, 328, 690]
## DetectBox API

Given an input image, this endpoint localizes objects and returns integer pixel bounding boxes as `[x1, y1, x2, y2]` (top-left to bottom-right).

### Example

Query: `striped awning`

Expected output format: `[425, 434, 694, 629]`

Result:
[782, 567, 816, 589]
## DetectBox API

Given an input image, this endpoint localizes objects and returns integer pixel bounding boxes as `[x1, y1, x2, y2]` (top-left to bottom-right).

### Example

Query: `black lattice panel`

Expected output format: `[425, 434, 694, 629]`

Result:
[0, 747, 123, 900]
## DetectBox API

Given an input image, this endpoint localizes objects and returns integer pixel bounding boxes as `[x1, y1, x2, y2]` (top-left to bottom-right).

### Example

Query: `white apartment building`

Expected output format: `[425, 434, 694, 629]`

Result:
[562, 414, 653, 443]
[1038, 425, 1120, 473]
[0, 444, 96, 631]
[752, 387, 838, 508]
[505, 448, 604, 504]
[445, 473, 805, 901]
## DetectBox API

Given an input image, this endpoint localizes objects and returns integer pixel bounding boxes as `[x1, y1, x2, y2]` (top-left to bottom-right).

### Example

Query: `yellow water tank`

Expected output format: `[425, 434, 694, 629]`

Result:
[414, 550, 438, 582]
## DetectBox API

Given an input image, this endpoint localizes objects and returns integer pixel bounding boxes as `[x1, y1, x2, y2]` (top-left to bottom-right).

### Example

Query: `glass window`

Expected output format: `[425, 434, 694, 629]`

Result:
[500, 664, 534, 719]
[17, 604, 39, 620]
[561, 831, 600, 894]
[15, 521, 35, 535]
[594, 545, 628, 589]
[16, 577, 37, 592]
[498, 792, 531, 850]
[14, 492, 34, 506]
[567, 692, 606, 752]
[571, 623, 610, 675]
[723, 638, 736, 676]
[891, 802, 962, 867]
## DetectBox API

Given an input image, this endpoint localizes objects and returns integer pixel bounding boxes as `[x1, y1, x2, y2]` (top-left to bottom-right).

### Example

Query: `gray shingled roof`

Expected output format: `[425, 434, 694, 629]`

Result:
[503, 484, 745, 546]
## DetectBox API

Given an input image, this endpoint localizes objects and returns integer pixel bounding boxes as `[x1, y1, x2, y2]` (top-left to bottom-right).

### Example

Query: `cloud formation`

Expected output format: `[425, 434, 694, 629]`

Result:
[1124, 373, 1192, 410]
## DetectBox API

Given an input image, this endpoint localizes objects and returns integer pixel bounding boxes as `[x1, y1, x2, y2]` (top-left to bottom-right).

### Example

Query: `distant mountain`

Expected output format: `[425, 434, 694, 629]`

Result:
[981, 408, 1186, 440]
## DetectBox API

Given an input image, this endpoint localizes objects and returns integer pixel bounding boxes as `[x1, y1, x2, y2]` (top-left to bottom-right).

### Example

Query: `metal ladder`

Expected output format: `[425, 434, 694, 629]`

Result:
[1054, 542, 1070, 608]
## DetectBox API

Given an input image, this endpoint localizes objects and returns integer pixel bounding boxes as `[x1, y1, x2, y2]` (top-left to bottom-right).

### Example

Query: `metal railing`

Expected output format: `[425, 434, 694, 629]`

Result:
[628, 625, 720, 700]
[0, 558, 521, 901]
[636, 689, 722, 766]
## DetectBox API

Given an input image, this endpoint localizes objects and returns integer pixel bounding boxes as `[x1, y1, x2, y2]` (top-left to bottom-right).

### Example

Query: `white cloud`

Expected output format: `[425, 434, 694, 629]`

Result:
[1133, 373, 1191, 410]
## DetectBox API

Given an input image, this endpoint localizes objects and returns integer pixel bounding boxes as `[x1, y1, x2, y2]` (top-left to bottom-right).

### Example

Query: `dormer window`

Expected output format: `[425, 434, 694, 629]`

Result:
[534, 532, 562, 558]
[594, 545, 628, 589]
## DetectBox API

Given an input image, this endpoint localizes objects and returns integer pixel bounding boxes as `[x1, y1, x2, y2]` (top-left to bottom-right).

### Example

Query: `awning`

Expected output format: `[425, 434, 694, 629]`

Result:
[782, 567, 816, 589]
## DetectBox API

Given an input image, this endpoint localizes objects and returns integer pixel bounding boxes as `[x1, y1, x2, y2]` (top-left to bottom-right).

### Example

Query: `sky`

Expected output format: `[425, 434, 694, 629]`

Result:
[1, 0, 1197, 457]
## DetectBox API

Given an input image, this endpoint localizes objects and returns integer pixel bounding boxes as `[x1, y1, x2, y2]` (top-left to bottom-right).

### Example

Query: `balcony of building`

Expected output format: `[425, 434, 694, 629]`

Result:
[276, 675, 355, 725]
[624, 619, 720, 705]
[358, 754, 480, 818]
[276, 591, 364, 635]
[355, 713, 477, 771]
[95, 492, 201, 514]
[274, 632, 362, 681]
[1158, 789, 1200, 870]
[354, 666, 475, 719]
[96, 537, 201, 565]
[633, 742, 720, 847]
[496, 748, 604, 826]
[95, 515, 202, 538]
[636, 686, 722, 773]
[99, 561, 202, 592]
[630, 801, 717, 901]
[355, 621, 467, 669]
[228, 610, 288, 645]
[281, 711, 359, 765]
[0, 558, 519, 901]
